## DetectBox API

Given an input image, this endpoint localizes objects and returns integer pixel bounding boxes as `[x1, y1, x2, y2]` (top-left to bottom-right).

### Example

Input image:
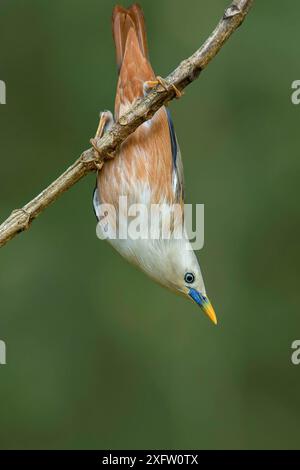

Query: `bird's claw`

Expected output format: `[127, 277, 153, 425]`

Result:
[95, 110, 114, 139]
[91, 110, 115, 169]
[144, 76, 183, 99]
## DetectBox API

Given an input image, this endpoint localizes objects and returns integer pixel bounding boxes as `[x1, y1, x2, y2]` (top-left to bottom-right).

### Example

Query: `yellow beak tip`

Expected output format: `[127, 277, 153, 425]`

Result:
[204, 302, 218, 326]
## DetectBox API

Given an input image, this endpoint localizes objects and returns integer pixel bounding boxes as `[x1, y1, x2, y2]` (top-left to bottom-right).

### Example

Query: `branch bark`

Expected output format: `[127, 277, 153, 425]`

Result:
[0, 0, 254, 248]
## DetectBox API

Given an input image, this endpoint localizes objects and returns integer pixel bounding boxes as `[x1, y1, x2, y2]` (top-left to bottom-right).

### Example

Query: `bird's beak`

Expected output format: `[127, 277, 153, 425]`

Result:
[202, 299, 218, 325]
[188, 288, 218, 325]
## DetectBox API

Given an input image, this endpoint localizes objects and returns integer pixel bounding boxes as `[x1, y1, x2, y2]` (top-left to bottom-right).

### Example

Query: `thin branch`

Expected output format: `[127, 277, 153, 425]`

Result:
[0, 0, 254, 248]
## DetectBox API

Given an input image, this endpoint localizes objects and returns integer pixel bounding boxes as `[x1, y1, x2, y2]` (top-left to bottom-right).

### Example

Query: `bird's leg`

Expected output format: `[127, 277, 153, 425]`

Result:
[91, 110, 115, 168]
[143, 76, 183, 98]
[95, 110, 114, 139]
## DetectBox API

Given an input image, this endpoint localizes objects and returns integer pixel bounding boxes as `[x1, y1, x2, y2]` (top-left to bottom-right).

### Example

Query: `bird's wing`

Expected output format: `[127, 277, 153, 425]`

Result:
[92, 185, 101, 220]
[166, 108, 185, 205]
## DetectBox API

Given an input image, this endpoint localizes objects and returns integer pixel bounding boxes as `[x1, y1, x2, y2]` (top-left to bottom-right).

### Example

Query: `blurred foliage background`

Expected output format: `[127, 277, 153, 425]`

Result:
[0, 0, 300, 450]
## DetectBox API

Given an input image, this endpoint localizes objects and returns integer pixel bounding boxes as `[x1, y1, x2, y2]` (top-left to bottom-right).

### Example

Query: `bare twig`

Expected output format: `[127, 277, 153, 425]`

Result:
[0, 0, 254, 248]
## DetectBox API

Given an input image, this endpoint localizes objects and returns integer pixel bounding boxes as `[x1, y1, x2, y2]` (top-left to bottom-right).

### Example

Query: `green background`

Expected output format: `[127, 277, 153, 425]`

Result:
[0, 0, 299, 450]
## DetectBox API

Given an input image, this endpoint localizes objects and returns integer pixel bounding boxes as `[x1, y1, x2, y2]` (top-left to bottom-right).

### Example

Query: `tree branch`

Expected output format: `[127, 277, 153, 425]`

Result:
[0, 0, 254, 248]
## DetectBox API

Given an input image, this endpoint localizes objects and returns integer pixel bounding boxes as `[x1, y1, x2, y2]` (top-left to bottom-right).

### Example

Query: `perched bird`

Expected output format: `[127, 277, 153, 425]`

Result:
[93, 4, 217, 324]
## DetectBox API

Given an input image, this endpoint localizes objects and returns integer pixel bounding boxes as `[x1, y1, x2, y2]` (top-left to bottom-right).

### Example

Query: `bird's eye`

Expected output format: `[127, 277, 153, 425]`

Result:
[184, 272, 195, 284]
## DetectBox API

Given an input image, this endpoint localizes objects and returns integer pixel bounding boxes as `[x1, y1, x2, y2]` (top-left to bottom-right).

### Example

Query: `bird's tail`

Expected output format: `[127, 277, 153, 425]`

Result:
[112, 4, 155, 118]
[112, 4, 149, 71]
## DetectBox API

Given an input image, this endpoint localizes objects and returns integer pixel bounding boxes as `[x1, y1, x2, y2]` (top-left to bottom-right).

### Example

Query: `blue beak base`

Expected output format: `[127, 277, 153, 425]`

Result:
[188, 288, 205, 306]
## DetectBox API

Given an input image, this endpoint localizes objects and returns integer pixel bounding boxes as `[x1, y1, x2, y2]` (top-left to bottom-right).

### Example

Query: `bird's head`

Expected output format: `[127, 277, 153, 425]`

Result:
[130, 238, 217, 325]
[166, 241, 217, 325]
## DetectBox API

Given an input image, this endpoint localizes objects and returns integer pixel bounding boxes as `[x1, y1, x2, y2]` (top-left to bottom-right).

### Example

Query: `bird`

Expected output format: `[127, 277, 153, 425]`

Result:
[93, 4, 217, 325]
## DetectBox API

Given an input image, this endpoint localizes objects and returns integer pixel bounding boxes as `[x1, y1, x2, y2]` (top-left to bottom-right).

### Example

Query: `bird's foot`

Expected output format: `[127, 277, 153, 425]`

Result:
[90, 110, 115, 167]
[95, 110, 114, 139]
[144, 76, 183, 99]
